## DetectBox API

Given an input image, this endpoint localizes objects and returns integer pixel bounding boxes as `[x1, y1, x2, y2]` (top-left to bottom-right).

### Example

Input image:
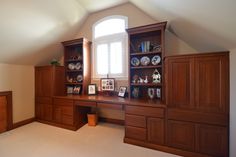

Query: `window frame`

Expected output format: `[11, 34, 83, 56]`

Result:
[92, 15, 128, 80]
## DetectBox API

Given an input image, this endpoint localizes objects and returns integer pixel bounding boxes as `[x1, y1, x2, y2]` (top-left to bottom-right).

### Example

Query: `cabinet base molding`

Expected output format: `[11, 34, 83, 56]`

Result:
[36, 119, 86, 131]
[13, 117, 35, 129]
[99, 117, 124, 125]
[124, 138, 211, 157]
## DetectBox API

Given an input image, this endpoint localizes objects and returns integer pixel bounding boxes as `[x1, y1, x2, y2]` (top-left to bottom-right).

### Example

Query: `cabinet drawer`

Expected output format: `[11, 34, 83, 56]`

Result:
[54, 98, 73, 106]
[196, 124, 228, 157]
[167, 120, 195, 151]
[74, 100, 96, 107]
[97, 102, 123, 110]
[62, 106, 73, 116]
[35, 97, 52, 104]
[62, 115, 73, 125]
[126, 114, 146, 128]
[126, 126, 146, 141]
[126, 105, 164, 118]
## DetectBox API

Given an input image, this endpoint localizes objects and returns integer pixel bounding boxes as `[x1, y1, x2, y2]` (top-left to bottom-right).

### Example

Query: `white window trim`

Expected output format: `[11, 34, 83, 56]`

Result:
[92, 15, 128, 80]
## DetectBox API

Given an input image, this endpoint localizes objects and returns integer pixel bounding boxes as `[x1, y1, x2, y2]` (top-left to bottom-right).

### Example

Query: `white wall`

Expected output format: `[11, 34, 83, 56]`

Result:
[0, 63, 34, 123]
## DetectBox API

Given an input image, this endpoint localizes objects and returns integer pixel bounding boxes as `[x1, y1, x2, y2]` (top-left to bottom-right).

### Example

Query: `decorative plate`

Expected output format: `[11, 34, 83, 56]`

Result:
[131, 57, 140, 66]
[151, 55, 161, 65]
[75, 62, 81, 70]
[76, 75, 83, 82]
[140, 56, 150, 66]
[68, 63, 75, 70]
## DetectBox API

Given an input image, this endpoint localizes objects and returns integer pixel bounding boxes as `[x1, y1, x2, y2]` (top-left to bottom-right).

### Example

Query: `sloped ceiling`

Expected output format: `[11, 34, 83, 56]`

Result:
[0, 0, 235, 65]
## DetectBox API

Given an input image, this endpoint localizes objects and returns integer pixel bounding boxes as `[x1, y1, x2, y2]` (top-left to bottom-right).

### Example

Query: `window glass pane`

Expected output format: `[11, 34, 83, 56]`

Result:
[95, 19, 125, 38]
[110, 42, 122, 74]
[97, 44, 108, 75]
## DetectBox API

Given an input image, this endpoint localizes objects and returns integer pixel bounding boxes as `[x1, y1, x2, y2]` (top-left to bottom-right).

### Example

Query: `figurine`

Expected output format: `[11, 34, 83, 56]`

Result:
[132, 75, 139, 83]
[132, 87, 139, 98]
[144, 76, 148, 83]
[152, 69, 161, 83]
[139, 77, 144, 83]
[148, 88, 155, 99]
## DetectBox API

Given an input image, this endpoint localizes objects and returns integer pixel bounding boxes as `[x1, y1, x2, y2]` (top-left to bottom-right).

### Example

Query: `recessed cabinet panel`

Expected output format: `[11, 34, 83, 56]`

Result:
[126, 126, 146, 141]
[196, 124, 228, 157]
[166, 58, 194, 108]
[147, 118, 164, 145]
[195, 55, 228, 113]
[125, 114, 146, 128]
[167, 120, 195, 151]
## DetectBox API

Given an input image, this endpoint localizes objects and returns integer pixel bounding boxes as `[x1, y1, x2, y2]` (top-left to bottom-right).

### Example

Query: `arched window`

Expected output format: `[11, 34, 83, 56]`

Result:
[92, 15, 128, 79]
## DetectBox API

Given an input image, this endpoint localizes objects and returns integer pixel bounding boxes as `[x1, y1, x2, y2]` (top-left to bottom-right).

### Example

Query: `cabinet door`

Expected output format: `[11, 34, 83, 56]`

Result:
[35, 67, 53, 97]
[42, 104, 53, 121]
[196, 124, 228, 157]
[147, 118, 164, 145]
[167, 120, 195, 151]
[195, 55, 228, 113]
[35, 103, 42, 119]
[166, 57, 194, 109]
[0, 96, 7, 133]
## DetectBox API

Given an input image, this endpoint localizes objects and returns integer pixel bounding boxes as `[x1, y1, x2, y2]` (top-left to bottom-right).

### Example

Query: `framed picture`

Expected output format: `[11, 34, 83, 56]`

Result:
[88, 84, 97, 95]
[100, 78, 115, 91]
[73, 86, 81, 94]
[67, 86, 73, 94]
[118, 86, 127, 97]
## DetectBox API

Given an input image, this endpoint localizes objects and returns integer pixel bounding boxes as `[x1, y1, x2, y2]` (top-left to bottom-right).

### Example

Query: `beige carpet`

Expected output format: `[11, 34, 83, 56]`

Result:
[0, 122, 180, 157]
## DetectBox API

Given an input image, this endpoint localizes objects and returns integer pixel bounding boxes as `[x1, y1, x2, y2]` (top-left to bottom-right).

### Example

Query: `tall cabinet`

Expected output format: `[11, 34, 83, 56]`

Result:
[62, 38, 91, 95]
[165, 52, 229, 157]
[126, 22, 167, 101]
[35, 66, 65, 121]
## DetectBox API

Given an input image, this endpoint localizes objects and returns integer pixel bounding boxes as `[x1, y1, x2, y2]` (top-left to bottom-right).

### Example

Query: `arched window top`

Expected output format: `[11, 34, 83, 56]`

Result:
[93, 15, 127, 39]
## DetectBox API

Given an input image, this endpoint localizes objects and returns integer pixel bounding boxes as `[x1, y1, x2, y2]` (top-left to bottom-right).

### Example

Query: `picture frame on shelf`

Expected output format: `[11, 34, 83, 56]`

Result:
[118, 86, 127, 98]
[88, 84, 97, 95]
[73, 86, 81, 94]
[67, 86, 73, 94]
[100, 78, 115, 91]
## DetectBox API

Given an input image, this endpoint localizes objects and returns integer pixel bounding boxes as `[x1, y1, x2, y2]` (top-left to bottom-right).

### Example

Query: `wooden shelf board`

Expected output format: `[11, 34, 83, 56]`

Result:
[130, 65, 162, 69]
[65, 83, 83, 85]
[130, 83, 162, 86]
[66, 70, 83, 72]
[130, 51, 162, 56]
[65, 59, 83, 62]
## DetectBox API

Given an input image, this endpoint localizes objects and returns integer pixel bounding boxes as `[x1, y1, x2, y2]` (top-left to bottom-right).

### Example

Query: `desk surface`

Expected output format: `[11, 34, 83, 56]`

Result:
[54, 95, 166, 108]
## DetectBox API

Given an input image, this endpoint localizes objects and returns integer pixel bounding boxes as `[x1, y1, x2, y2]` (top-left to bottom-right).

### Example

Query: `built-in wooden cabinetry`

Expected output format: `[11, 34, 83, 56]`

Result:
[34, 22, 229, 157]
[165, 52, 229, 157]
[35, 66, 65, 122]
[62, 38, 91, 95]
[126, 22, 167, 101]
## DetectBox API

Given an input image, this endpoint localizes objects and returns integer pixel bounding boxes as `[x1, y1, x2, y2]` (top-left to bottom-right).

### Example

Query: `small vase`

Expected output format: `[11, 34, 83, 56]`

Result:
[148, 88, 155, 99]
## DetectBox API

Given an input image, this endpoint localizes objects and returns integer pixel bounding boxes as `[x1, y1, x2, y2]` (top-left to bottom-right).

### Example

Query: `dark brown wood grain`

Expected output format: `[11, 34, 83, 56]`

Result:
[0, 91, 13, 132]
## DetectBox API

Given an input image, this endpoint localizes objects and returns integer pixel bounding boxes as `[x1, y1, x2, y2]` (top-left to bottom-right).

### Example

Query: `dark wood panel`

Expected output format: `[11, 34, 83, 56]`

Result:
[74, 100, 97, 107]
[125, 126, 146, 141]
[97, 102, 123, 110]
[0, 96, 7, 133]
[167, 109, 228, 126]
[166, 57, 194, 108]
[195, 55, 228, 113]
[53, 98, 73, 106]
[125, 114, 146, 128]
[147, 118, 164, 145]
[126, 105, 164, 118]
[42, 104, 53, 121]
[167, 120, 195, 151]
[62, 115, 73, 125]
[196, 124, 228, 157]
[35, 97, 52, 104]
